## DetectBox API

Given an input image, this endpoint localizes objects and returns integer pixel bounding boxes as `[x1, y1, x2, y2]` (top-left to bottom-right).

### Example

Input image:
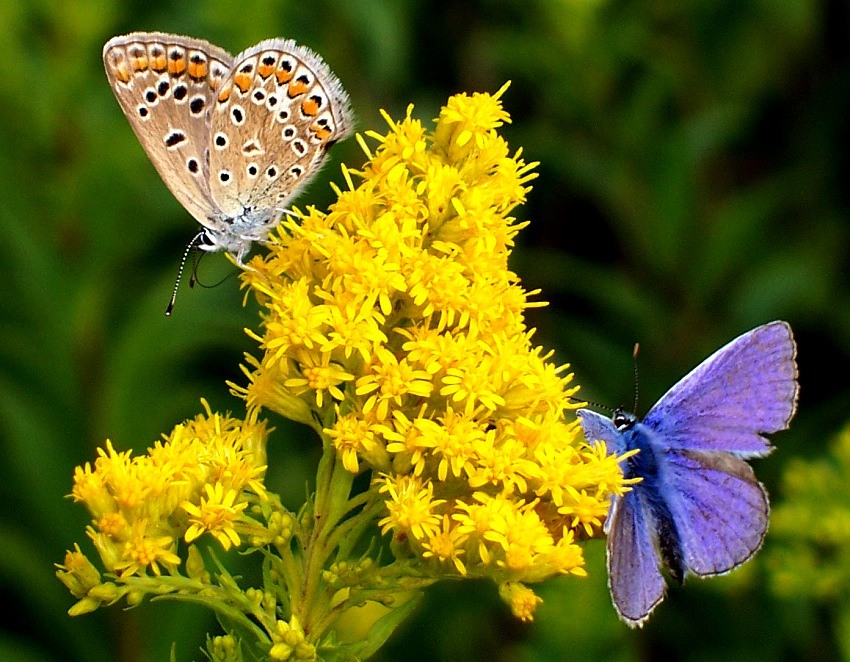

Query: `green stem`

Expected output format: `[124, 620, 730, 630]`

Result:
[312, 436, 338, 520]
[273, 539, 303, 616]
[342, 487, 377, 515]
[325, 497, 385, 561]
[139, 576, 272, 644]
[298, 441, 358, 639]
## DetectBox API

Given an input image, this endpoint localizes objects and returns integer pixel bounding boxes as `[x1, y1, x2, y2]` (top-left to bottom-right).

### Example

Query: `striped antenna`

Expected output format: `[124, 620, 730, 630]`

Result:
[165, 231, 204, 316]
[632, 342, 641, 415]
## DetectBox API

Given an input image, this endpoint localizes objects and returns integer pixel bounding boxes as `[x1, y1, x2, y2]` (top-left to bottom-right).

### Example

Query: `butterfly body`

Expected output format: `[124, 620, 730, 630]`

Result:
[578, 321, 798, 627]
[103, 32, 353, 264]
[612, 414, 693, 586]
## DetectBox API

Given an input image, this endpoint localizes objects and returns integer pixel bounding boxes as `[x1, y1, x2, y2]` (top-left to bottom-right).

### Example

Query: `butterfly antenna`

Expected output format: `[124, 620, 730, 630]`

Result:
[632, 342, 641, 415]
[188, 243, 203, 289]
[567, 394, 616, 413]
[165, 231, 204, 317]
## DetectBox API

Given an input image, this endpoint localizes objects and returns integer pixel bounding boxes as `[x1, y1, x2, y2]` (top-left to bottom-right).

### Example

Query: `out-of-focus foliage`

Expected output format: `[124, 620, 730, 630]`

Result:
[0, 0, 846, 659]
[768, 422, 850, 660]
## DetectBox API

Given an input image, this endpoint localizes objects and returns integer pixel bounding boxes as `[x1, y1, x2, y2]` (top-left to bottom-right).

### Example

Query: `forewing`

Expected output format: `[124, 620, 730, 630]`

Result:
[643, 321, 798, 457]
[661, 449, 769, 576]
[607, 489, 667, 627]
[103, 33, 233, 226]
[208, 39, 353, 219]
[577, 409, 625, 455]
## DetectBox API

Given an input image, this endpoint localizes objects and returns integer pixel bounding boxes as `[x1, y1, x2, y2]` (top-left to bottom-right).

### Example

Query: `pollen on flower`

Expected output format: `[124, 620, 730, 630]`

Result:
[378, 474, 444, 541]
[283, 350, 354, 408]
[113, 521, 180, 577]
[183, 483, 248, 551]
[326, 410, 379, 473]
[97, 512, 127, 538]
[421, 515, 468, 575]
[557, 487, 611, 536]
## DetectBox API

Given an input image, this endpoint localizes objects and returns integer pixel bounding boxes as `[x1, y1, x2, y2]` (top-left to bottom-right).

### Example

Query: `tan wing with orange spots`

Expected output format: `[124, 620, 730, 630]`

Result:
[103, 32, 233, 227]
[207, 38, 353, 222]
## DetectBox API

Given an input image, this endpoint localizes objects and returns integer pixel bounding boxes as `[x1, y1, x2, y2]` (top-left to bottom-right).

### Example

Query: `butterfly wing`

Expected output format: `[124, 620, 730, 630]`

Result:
[642, 321, 798, 457]
[577, 409, 625, 455]
[207, 39, 353, 223]
[659, 449, 769, 576]
[606, 489, 667, 627]
[103, 33, 233, 226]
[578, 410, 668, 626]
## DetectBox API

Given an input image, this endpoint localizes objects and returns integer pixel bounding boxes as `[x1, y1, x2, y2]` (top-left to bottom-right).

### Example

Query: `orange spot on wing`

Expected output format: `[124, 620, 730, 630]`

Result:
[130, 55, 147, 72]
[217, 84, 232, 103]
[150, 53, 167, 72]
[288, 80, 308, 98]
[301, 97, 320, 116]
[168, 55, 187, 76]
[275, 67, 293, 84]
[313, 126, 332, 142]
[233, 73, 252, 93]
[188, 60, 208, 80]
[258, 63, 275, 78]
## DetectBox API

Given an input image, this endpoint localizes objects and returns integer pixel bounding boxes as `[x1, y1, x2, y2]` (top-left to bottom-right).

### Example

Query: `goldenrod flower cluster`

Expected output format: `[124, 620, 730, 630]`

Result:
[57, 402, 267, 617]
[768, 422, 850, 601]
[58, 86, 633, 659]
[236, 83, 631, 612]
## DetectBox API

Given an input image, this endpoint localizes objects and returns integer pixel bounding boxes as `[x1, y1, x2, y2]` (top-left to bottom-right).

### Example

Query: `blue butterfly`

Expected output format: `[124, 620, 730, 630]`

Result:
[577, 321, 798, 627]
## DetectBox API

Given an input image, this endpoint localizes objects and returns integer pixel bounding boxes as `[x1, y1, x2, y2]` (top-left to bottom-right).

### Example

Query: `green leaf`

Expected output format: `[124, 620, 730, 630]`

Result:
[341, 594, 423, 661]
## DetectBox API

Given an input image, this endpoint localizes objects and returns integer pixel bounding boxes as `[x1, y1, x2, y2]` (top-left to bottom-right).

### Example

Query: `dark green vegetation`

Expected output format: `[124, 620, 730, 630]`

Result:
[1, 0, 846, 659]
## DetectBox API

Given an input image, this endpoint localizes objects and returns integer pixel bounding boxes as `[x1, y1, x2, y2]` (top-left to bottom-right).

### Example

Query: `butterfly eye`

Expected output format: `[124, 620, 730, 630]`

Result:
[613, 409, 635, 431]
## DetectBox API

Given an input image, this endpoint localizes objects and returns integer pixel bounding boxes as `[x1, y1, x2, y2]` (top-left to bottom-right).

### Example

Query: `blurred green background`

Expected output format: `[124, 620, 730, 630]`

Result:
[1, 0, 847, 659]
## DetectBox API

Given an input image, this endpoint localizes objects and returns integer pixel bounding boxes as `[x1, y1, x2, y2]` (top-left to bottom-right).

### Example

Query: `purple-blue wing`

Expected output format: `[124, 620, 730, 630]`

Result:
[577, 409, 625, 455]
[662, 449, 769, 576]
[607, 489, 666, 627]
[643, 321, 798, 457]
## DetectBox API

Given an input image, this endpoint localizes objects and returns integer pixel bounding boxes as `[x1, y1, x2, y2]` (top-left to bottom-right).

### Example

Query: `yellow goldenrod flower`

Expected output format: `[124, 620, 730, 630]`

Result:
[374, 408, 430, 476]
[355, 347, 434, 421]
[55, 544, 101, 598]
[183, 483, 248, 551]
[498, 581, 543, 622]
[414, 412, 482, 482]
[557, 486, 611, 537]
[283, 348, 355, 408]
[67, 401, 268, 577]
[377, 473, 446, 541]
[262, 278, 330, 363]
[232, 353, 315, 427]
[112, 520, 181, 577]
[325, 408, 380, 473]
[421, 514, 468, 575]
[269, 616, 316, 661]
